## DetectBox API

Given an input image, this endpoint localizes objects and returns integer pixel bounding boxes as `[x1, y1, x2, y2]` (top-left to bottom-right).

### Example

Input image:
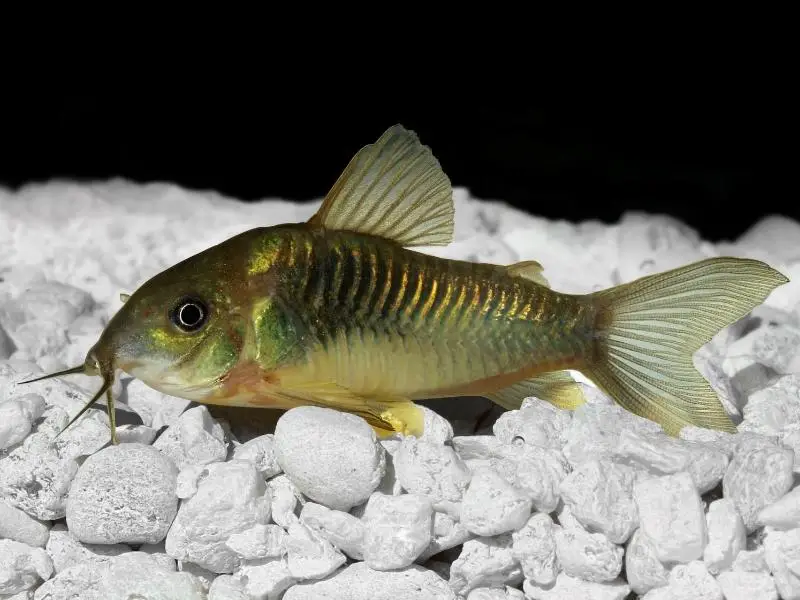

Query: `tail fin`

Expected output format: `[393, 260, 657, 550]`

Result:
[582, 257, 789, 436]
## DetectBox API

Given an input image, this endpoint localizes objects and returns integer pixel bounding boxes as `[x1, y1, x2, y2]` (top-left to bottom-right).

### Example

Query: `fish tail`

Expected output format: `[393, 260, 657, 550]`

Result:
[580, 256, 789, 436]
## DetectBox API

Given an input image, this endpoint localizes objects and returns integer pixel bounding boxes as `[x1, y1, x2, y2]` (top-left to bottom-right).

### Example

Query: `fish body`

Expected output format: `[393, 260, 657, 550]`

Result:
[25, 124, 790, 440]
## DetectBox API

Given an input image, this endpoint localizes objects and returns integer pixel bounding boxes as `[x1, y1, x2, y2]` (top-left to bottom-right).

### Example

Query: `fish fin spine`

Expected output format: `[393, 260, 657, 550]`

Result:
[579, 256, 789, 436]
[307, 125, 455, 247]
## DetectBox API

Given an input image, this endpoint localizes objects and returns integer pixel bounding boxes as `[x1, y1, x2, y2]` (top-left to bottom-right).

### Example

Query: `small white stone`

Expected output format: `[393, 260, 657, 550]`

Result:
[460, 468, 532, 536]
[176, 464, 208, 499]
[114, 423, 157, 445]
[418, 511, 473, 562]
[299, 501, 365, 561]
[124, 376, 191, 430]
[625, 528, 669, 596]
[152, 405, 228, 471]
[267, 474, 301, 528]
[282, 562, 456, 600]
[419, 405, 454, 444]
[490, 444, 569, 513]
[449, 534, 522, 596]
[66, 443, 179, 545]
[764, 528, 800, 600]
[559, 459, 639, 544]
[451, 435, 503, 461]
[492, 397, 571, 449]
[0, 539, 53, 596]
[554, 525, 623, 583]
[704, 498, 746, 574]
[511, 512, 558, 586]
[208, 574, 249, 600]
[0, 399, 35, 450]
[723, 440, 794, 532]
[395, 437, 472, 505]
[375, 439, 403, 496]
[732, 547, 769, 573]
[0, 500, 50, 547]
[165, 460, 271, 573]
[286, 521, 346, 580]
[467, 587, 525, 600]
[225, 524, 286, 560]
[44, 524, 130, 574]
[679, 426, 739, 457]
[523, 572, 630, 600]
[274, 406, 386, 512]
[362, 492, 433, 570]
[758, 486, 800, 530]
[232, 434, 281, 478]
[634, 471, 707, 563]
[239, 557, 297, 599]
[642, 561, 722, 600]
[716, 570, 778, 600]
[741, 374, 800, 437]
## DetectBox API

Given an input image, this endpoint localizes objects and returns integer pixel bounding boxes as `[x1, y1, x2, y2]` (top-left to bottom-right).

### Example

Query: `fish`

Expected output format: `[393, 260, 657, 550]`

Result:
[21, 124, 790, 442]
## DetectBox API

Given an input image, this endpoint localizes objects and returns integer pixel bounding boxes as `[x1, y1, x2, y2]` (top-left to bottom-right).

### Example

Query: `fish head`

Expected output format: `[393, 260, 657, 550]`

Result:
[88, 240, 254, 401]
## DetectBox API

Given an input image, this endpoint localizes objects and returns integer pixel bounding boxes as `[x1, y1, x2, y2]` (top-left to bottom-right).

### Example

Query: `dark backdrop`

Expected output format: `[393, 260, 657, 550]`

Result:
[0, 94, 794, 242]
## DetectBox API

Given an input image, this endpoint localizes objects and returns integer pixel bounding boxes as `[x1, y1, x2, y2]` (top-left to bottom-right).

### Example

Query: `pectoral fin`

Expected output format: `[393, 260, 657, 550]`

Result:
[486, 371, 588, 411]
[307, 125, 455, 247]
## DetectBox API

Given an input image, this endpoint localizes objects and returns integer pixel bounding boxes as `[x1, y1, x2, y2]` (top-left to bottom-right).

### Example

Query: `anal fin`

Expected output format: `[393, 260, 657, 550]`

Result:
[486, 371, 587, 411]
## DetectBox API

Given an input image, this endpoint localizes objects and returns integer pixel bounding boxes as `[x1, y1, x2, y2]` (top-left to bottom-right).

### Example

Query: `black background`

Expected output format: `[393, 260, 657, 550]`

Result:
[0, 94, 794, 242]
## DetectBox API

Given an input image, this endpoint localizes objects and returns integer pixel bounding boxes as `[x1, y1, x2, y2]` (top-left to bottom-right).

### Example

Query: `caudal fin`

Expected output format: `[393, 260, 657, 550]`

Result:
[582, 257, 789, 436]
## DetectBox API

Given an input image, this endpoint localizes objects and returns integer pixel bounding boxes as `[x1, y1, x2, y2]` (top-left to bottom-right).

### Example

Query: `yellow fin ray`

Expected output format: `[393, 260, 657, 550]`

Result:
[308, 125, 455, 247]
[486, 370, 587, 411]
[583, 256, 789, 436]
[506, 260, 550, 287]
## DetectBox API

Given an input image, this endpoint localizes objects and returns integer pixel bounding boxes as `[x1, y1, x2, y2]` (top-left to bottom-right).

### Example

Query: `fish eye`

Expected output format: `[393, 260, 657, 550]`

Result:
[170, 297, 209, 333]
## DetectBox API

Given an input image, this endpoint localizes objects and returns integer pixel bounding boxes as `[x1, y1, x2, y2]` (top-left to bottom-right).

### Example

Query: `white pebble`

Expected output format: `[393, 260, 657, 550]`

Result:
[511, 512, 558, 586]
[176, 464, 207, 499]
[642, 560, 722, 600]
[625, 528, 669, 596]
[124, 376, 192, 430]
[634, 471, 707, 563]
[66, 443, 178, 545]
[267, 474, 301, 528]
[282, 562, 456, 599]
[679, 426, 739, 457]
[451, 435, 503, 461]
[733, 547, 769, 573]
[461, 468, 532, 536]
[232, 434, 281, 478]
[286, 521, 346, 580]
[523, 572, 630, 600]
[44, 524, 130, 574]
[614, 429, 728, 494]
[716, 570, 778, 600]
[362, 492, 433, 570]
[0, 396, 41, 450]
[562, 403, 662, 466]
[225, 524, 286, 560]
[491, 444, 569, 513]
[395, 437, 471, 505]
[723, 440, 794, 532]
[0, 539, 53, 596]
[153, 405, 228, 471]
[559, 459, 638, 544]
[419, 405, 454, 444]
[704, 498, 746, 574]
[449, 535, 522, 596]
[758, 484, 800, 530]
[554, 525, 623, 583]
[274, 406, 386, 512]
[418, 511, 473, 562]
[114, 423, 157, 445]
[492, 397, 571, 449]
[208, 574, 248, 600]
[467, 587, 525, 600]
[300, 501, 365, 560]
[764, 528, 800, 600]
[0, 500, 50, 547]
[741, 374, 800, 437]
[165, 460, 271, 573]
[239, 557, 296, 599]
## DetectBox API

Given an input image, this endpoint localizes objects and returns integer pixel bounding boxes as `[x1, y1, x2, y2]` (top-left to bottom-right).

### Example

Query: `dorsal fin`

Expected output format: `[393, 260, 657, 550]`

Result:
[307, 125, 455, 247]
[506, 260, 550, 287]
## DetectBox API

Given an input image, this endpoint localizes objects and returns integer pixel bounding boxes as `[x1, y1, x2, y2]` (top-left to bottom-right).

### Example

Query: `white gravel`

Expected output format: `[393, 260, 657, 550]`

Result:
[3, 182, 800, 597]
